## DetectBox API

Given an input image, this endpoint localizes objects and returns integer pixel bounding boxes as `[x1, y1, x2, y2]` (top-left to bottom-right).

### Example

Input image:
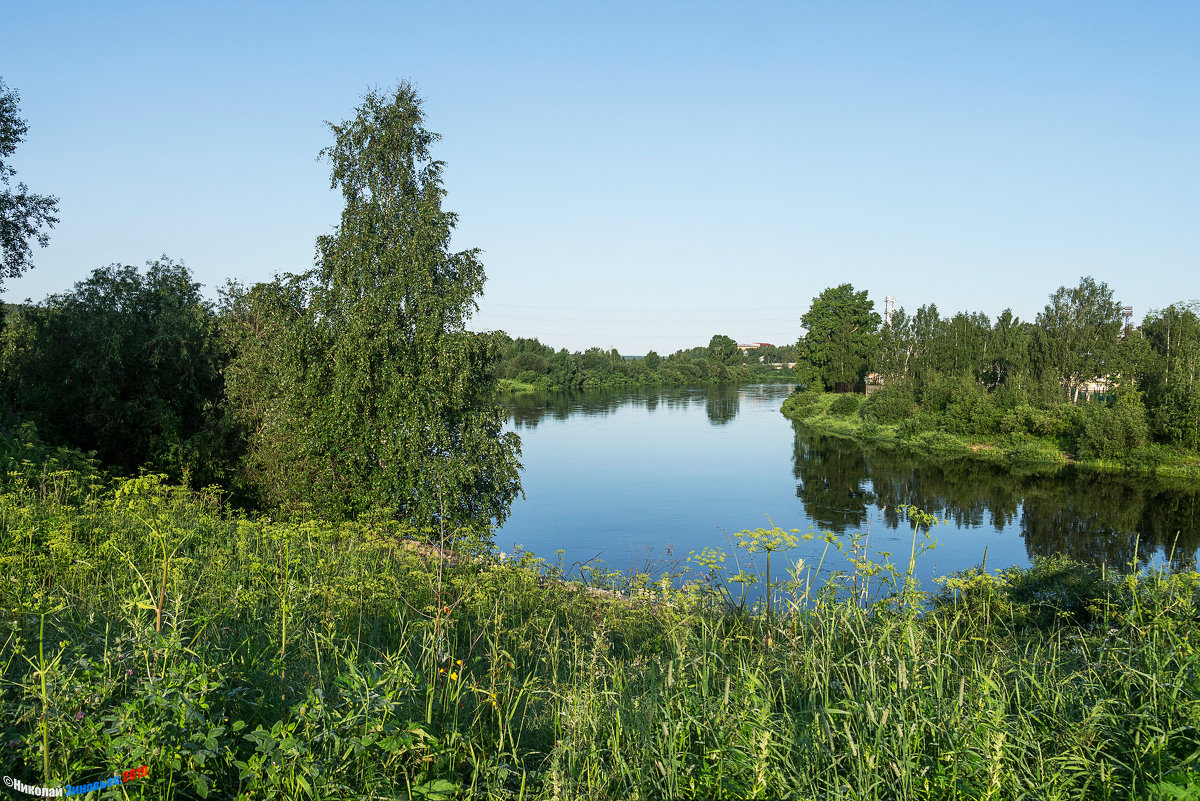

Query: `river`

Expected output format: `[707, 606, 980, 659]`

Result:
[496, 384, 1199, 596]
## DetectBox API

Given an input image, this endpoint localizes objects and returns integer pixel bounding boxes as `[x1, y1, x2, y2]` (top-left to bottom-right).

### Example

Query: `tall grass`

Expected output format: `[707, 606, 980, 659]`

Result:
[1, 458, 1198, 799]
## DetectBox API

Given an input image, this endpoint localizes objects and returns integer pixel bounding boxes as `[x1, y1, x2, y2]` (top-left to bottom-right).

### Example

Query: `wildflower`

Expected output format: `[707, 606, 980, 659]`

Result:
[450, 672, 458, 681]
[126, 669, 133, 677]
[75, 710, 84, 721]
[455, 659, 463, 666]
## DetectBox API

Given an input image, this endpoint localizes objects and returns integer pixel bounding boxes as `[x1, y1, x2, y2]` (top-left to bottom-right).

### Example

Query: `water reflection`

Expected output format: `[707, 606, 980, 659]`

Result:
[791, 424, 1200, 571]
[502, 386, 749, 429]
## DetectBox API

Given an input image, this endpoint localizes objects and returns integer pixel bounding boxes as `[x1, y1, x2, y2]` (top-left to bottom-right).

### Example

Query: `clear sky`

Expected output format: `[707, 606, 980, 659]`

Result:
[5, 1, 1198, 354]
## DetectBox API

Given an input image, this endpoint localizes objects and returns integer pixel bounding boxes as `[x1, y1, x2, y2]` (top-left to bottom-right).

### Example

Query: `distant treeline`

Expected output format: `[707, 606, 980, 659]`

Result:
[496, 334, 798, 391]
[0, 260, 792, 502]
[788, 278, 1200, 466]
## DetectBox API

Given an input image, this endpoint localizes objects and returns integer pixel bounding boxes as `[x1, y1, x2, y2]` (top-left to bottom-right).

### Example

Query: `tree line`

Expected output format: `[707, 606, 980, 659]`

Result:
[0, 83, 522, 538]
[494, 334, 798, 391]
[793, 279, 1200, 460]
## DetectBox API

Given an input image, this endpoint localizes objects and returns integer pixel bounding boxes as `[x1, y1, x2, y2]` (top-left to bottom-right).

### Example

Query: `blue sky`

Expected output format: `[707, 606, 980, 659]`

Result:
[5, 1, 1198, 353]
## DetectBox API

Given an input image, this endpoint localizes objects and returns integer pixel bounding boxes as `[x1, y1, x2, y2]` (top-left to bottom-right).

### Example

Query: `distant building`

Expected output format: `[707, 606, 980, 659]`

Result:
[736, 342, 775, 359]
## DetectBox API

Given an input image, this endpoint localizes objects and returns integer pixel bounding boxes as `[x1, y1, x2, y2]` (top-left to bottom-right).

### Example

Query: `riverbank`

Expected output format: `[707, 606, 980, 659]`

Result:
[497, 373, 795, 393]
[2, 453, 1198, 799]
[781, 390, 1200, 483]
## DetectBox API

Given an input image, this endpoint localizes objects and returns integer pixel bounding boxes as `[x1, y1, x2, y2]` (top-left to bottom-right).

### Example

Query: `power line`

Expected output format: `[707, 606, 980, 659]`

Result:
[485, 302, 800, 313]
[479, 313, 801, 324]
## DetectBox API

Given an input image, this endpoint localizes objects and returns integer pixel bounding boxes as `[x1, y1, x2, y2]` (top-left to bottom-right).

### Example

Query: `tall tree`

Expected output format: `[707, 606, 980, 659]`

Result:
[0, 78, 59, 289]
[1034, 276, 1124, 403]
[229, 84, 521, 532]
[797, 284, 881, 389]
[877, 305, 914, 380]
[984, 309, 1030, 389]
[707, 334, 741, 366]
[1140, 302, 1200, 449]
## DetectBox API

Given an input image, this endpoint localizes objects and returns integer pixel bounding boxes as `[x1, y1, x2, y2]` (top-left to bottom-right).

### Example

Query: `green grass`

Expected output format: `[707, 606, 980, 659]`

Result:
[1, 456, 1198, 799]
[497, 378, 539, 393]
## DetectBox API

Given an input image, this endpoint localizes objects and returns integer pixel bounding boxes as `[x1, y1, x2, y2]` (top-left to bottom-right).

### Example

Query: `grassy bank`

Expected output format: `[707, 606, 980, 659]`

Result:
[1, 455, 1199, 799]
[781, 390, 1200, 482]
[497, 378, 538, 393]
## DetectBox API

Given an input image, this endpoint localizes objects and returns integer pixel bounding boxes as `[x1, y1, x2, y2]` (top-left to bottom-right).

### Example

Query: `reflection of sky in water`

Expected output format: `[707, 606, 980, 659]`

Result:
[496, 386, 1200, 597]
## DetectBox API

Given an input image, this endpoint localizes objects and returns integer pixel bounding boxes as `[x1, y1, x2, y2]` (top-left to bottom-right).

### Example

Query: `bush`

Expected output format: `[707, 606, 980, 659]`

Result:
[939, 376, 996, 435]
[913, 430, 970, 459]
[860, 383, 917, 424]
[827, 393, 862, 417]
[1017, 403, 1077, 440]
[1121, 442, 1168, 474]
[1005, 437, 1066, 468]
[858, 421, 883, 441]
[1075, 392, 1149, 460]
[895, 415, 931, 441]
[780, 390, 823, 419]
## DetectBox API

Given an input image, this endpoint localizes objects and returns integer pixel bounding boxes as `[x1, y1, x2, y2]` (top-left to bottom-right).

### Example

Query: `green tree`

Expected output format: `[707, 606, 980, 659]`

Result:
[707, 334, 741, 366]
[797, 284, 882, 389]
[877, 306, 914, 380]
[1140, 302, 1200, 448]
[1034, 276, 1123, 403]
[643, 350, 661, 370]
[984, 309, 1031, 389]
[1, 258, 232, 484]
[229, 84, 521, 531]
[0, 78, 59, 289]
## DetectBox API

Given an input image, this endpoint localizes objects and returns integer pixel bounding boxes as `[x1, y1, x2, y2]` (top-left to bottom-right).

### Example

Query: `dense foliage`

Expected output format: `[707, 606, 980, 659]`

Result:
[796, 283, 881, 389]
[494, 335, 796, 391]
[0, 446, 1196, 799]
[0, 259, 235, 487]
[222, 85, 520, 529]
[792, 277, 1200, 470]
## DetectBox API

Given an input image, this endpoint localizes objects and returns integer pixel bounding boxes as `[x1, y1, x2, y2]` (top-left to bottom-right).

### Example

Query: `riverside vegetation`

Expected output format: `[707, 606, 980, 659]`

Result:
[780, 383, 1200, 482]
[2, 435, 1199, 799]
[494, 336, 797, 393]
[789, 280, 1200, 477]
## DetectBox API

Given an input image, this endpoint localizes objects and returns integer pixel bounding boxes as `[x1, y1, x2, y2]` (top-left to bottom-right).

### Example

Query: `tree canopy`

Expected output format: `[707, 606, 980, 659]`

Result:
[0, 258, 232, 484]
[0, 78, 59, 289]
[797, 284, 881, 389]
[226, 84, 521, 533]
[1034, 276, 1123, 402]
[707, 334, 741, 366]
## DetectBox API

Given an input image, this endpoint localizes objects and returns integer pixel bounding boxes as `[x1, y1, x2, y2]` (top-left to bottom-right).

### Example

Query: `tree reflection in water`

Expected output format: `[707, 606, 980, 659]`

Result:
[791, 423, 1199, 571]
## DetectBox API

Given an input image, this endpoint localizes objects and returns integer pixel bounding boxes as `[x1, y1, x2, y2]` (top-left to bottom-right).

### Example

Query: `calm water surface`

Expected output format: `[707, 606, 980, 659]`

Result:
[497, 385, 1200, 591]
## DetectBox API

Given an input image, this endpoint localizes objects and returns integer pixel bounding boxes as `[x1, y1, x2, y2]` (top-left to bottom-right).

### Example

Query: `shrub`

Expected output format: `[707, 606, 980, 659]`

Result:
[780, 390, 823, 419]
[939, 376, 996, 435]
[1120, 442, 1168, 474]
[857, 421, 883, 441]
[895, 415, 930, 441]
[1018, 403, 1077, 440]
[913, 430, 970, 459]
[860, 383, 917, 424]
[827, 393, 862, 417]
[1005, 438, 1066, 468]
[1075, 392, 1149, 460]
